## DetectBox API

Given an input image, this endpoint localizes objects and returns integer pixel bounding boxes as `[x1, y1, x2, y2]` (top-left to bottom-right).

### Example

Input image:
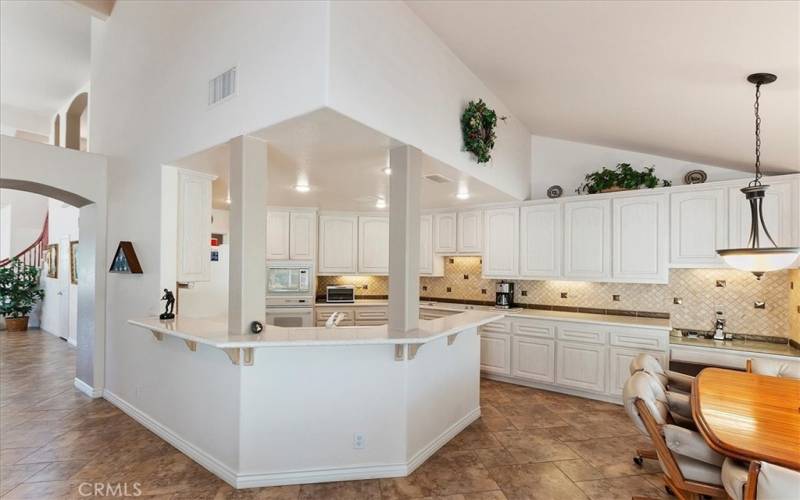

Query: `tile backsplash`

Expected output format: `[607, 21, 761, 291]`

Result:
[318, 257, 794, 338]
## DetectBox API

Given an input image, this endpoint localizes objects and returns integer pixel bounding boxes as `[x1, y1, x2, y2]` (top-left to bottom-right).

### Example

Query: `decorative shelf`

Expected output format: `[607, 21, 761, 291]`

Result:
[109, 241, 143, 274]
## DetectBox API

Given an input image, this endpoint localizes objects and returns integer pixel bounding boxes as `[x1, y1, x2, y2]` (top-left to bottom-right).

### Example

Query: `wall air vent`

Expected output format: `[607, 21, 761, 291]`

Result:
[208, 67, 237, 106]
[424, 174, 452, 184]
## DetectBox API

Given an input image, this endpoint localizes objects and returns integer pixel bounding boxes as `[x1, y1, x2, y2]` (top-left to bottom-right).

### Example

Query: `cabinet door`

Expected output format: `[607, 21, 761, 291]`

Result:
[434, 213, 457, 253]
[670, 188, 726, 267]
[513, 336, 555, 383]
[458, 210, 483, 253]
[520, 204, 562, 279]
[556, 342, 607, 393]
[318, 215, 358, 274]
[729, 179, 798, 248]
[289, 212, 316, 260]
[480, 332, 511, 375]
[613, 194, 668, 283]
[358, 216, 389, 275]
[266, 210, 291, 261]
[563, 199, 611, 280]
[483, 207, 519, 278]
[177, 172, 212, 282]
[420, 215, 433, 274]
[609, 347, 666, 396]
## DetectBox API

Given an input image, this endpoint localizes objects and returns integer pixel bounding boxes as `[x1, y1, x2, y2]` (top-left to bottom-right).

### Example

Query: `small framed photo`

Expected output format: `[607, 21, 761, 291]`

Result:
[46, 243, 59, 278]
[70, 241, 78, 284]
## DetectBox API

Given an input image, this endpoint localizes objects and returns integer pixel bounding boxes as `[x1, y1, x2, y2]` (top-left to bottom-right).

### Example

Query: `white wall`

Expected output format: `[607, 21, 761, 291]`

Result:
[327, 1, 532, 201]
[530, 135, 749, 199]
[0, 188, 49, 258]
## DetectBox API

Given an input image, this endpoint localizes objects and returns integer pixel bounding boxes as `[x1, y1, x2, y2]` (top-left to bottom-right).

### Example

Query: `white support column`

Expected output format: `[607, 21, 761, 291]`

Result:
[228, 136, 267, 335]
[388, 146, 422, 332]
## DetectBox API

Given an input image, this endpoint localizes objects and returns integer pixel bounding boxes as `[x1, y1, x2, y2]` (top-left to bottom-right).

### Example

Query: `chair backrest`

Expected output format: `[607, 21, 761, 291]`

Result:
[629, 352, 669, 387]
[623, 371, 671, 435]
[747, 358, 800, 380]
[745, 461, 800, 500]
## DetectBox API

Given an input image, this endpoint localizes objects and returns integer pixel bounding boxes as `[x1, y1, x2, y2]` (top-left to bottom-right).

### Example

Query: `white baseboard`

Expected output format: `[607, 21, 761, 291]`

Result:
[73, 377, 103, 398]
[483, 374, 622, 405]
[103, 390, 479, 489]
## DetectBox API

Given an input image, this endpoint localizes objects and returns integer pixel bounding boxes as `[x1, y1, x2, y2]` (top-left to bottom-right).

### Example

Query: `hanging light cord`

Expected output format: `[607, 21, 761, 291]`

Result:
[751, 82, 763, 186]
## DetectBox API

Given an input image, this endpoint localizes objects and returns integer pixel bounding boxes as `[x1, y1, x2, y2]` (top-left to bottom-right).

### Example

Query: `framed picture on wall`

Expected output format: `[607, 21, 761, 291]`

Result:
[70, 241, 78, 284]
[46, 243, 58, 278]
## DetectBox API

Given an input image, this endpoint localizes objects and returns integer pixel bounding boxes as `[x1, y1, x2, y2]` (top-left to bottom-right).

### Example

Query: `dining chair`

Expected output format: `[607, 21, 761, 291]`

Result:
[745, 358, 800, 379]
[623, 371, 728, 499]
[629, 352, 694, 394]
[722, 457, 800, 500]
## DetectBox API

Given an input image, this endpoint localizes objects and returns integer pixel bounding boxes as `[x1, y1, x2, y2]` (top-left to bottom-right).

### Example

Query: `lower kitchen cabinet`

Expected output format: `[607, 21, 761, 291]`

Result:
[608, 347, 666, 396]
[512, 336, 555, 383]
[480, 332, 511, 376]
[556, 341, 607, 393]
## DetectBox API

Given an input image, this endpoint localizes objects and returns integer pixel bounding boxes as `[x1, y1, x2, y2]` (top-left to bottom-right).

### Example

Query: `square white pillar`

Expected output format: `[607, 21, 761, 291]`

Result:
[388, 146, 422, 332]
[228, 136, 267, 334]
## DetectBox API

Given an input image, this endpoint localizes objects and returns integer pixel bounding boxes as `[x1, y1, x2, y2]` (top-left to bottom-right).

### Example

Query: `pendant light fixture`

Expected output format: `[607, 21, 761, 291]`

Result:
[716, 73, 800, 279]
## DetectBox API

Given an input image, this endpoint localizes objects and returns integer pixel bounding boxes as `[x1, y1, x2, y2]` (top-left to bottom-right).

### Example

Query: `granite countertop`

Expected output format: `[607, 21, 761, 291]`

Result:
[670, 335, 800, 358]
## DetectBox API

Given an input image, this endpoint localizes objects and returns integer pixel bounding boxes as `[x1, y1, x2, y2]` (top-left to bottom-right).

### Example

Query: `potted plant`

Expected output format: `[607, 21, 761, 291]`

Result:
[0, 258, 45, 332]
[577, 163, 671, 195]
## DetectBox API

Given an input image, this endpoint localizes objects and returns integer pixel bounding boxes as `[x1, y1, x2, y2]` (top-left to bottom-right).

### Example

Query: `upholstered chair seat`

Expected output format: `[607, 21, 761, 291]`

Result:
[748, 358, 800, 379]
[629, 352, 694, 393]
[723, 457, 800, 500]
[722, 458, 749, 500]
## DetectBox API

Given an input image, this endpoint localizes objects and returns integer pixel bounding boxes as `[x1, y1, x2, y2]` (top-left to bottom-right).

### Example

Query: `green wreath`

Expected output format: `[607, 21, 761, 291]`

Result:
[461, 99, 506, 164]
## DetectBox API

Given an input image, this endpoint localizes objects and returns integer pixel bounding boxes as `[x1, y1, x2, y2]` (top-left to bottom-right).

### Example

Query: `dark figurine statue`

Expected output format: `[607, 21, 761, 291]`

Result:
[160, 288, 176, 320]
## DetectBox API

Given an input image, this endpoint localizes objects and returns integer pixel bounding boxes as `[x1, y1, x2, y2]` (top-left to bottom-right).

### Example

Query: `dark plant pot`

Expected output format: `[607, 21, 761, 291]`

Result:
[5, 317, 29, 332]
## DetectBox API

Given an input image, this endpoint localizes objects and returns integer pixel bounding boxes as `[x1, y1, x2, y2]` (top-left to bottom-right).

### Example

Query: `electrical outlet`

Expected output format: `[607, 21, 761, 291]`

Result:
[353, 433, 365, 450]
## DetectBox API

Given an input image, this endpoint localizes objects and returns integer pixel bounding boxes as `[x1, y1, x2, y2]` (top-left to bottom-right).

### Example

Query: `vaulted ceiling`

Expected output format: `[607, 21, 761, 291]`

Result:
[407, 0, 799, 174]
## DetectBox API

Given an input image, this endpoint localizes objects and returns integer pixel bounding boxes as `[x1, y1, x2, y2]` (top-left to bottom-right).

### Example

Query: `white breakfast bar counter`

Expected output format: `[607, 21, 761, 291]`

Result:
[124, 311, 502, 489]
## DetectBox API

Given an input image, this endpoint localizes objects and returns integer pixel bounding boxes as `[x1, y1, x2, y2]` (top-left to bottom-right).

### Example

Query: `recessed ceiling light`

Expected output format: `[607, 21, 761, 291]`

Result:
[375, 197, 387, 209]
[294, 184, 311, 193]
[456, 192, 470, 200]
[383, 167, 392, 176]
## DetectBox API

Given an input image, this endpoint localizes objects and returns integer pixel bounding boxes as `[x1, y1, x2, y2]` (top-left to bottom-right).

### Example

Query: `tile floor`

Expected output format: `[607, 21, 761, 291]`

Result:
[1, 330, 668, 499]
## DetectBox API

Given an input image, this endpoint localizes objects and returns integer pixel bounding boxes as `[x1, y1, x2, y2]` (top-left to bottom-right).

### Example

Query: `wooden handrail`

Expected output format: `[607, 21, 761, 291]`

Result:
[0, 214, 48, 268]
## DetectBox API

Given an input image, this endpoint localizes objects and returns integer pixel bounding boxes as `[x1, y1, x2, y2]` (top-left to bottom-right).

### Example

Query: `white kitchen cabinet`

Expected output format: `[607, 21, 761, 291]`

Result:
[289, 212, 316, 260]
[480, 332, 511, 376]
[729, 178, 799, 249]
[419, 215, 444, 276]
[177, 170, 214, 282]
[482, 207, 519, 278]
[457, 210, 483, 254]
[556, 341, 607, 394]
[520, 204, 562, 279]
[318, 215, 358, 274]
[608, 347, 666, 396]
[563, 199, 611, 280]
[266, 210, 291, 260]
[358, 216, 390, 275]
[670, 188, 726, 267]
[612, 194, 668, 283]
[512, 336, 555, 383]
[434, 212, 457, 253]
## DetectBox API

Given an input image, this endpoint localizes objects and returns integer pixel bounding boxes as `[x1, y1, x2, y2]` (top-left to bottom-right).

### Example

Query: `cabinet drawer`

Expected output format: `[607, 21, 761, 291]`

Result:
[480, 319, 512, 334]
[557, 323, 607, 345]
[512, 319, 555, 338]
[355, 320, 387, 326]
[420, 308, 459, 320]
[354, 308, 388, 321]
[315, 320, 355, 327]
[315, 308, 354, 321]
[610, 328, 667, 351]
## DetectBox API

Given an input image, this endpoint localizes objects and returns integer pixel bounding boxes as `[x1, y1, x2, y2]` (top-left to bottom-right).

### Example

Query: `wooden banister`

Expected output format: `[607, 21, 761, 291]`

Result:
[0, 214, 49, 268]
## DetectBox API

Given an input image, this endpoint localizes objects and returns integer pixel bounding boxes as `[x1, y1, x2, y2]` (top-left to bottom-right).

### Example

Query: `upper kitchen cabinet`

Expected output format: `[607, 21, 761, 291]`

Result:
[177, 169, 215, 283]
[670, 188, 726, 267]
[434, 212, 457, 253]
[483, 207, 519, 278]
[729, 177, 799, 249]
[318, 215, 358, 275]
[420, 214, 444, 276]
[457, 210, 483, 254]
[563, 199, 612, 280]
[266, 209, 316, 261]
[612, 194, 668, 283]
[358, 216, 390, 275]
[520, 204, 562, 279]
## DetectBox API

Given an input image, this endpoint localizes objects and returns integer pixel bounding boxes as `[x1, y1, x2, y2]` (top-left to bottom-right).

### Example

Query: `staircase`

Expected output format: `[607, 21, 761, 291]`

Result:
[0, 214, 49, 269]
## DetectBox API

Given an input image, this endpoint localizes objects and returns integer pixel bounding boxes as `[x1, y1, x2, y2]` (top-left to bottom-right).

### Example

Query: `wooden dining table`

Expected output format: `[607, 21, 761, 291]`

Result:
[692, 367, 800, 471]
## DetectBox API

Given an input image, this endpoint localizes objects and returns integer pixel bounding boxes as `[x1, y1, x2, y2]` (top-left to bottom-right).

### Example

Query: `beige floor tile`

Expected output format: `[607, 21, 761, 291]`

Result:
[574, 475, 670, 499]
[488, 462, 589, 500]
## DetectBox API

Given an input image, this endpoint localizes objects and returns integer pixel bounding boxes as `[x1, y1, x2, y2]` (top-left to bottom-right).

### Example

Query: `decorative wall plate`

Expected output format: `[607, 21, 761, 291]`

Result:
[547, 185, 563, 198]
[684, 169, 707, 184]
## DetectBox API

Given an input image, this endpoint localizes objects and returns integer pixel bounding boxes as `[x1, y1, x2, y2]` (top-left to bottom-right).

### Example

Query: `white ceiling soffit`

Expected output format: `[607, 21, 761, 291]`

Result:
[407, 0, 799, 174]
[173, 109, 513, 211]
[0, 0, 91, 133]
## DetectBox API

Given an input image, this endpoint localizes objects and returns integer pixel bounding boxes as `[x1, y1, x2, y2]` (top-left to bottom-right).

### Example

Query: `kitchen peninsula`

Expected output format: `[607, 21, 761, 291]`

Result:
[125, 310, 502, 488]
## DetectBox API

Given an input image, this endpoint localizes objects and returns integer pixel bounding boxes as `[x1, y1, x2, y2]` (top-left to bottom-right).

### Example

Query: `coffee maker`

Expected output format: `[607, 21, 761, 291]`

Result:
[495, 281, 514, 309]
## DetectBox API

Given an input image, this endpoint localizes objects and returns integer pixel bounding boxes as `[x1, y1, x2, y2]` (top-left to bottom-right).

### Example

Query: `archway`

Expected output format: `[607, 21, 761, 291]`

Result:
[65, 92, 88, 151]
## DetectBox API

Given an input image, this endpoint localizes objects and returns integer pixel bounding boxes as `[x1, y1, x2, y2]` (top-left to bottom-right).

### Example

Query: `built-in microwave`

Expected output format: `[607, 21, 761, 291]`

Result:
[266, 262, 313, 297]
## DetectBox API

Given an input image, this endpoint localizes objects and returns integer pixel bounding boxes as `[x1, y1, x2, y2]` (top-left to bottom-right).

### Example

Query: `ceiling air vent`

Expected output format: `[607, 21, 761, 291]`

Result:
[424, 174, 452, 184]
[208, 67, 237, 106]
